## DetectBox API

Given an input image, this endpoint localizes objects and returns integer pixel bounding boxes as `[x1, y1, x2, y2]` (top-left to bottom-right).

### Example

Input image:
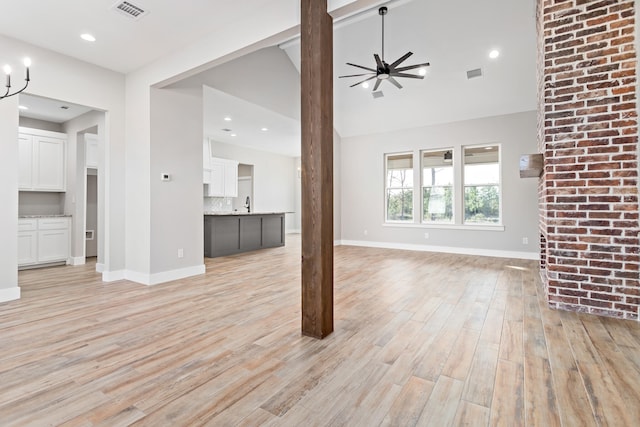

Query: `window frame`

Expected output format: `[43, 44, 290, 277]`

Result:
[462, 143, 502, 225]
[384, 152, 414, 223]
[421, 148, 455, 224]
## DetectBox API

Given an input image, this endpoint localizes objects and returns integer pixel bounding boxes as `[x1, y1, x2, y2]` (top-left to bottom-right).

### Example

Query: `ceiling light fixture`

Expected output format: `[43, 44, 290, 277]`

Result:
[230, 133, 237, 137]
[489, 49, 500, 59]
[261, 127, 268, 132]
[224, 116, 232, 121]
[418, 67, 427, 76]
[1, 57, 31, 100]
[362, 81, 370, 89]
[339, 6, 430, 91]
[81, 33, 96, 42]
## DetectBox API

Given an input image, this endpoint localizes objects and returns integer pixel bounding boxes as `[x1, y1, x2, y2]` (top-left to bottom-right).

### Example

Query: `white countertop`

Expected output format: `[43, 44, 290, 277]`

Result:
[204, 211, 287, 216]
[19, 214, 72, 218]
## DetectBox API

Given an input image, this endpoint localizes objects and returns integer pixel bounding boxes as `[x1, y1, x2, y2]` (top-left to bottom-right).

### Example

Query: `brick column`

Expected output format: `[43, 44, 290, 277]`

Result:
[538, 0, 639, 320]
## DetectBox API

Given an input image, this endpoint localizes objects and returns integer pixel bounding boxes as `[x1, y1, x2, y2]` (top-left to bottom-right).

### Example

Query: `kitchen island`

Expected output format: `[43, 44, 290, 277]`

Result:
[204, 212, 285, 258]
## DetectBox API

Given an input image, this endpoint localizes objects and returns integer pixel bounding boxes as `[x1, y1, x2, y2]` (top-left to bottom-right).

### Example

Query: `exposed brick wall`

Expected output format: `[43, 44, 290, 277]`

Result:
[539, 0, 639, 320]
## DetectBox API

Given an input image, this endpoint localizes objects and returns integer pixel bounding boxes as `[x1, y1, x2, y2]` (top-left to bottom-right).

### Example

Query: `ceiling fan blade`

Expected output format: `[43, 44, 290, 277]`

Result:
[389, 52, 413, 69]
[394, 62, 431, 72]
[373, 78, 382, 91]
[388, 77, 403, 89]
[374, 54, 384, 69]
[346, 62, 377, 72]
[391, 73, 425, 79]
[350, 75, 377, 88]
[339, 73, 375, 78]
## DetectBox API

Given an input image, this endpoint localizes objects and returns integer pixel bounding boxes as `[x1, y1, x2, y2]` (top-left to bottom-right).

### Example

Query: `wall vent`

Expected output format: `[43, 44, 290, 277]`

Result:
[110, 1, 149, 20]
[372, 91, 384, 99]
[466, 68, 483, 79]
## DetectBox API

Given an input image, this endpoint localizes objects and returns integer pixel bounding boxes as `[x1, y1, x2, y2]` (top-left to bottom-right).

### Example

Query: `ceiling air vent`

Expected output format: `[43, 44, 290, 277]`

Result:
[372, 91, 384, 99]
[111, 1, 149, 20]
[466, 68, 483, 79]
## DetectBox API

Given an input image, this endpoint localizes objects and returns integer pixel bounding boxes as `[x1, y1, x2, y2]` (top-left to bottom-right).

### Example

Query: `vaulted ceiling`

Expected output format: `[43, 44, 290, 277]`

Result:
[2, 0, 538, 155]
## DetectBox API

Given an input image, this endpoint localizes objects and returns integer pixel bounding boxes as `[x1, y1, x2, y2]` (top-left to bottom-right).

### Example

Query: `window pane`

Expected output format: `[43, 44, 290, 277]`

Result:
[464, 185, 500, 223]
[464, 163, 499, 185]
[387, 169, 414, 188]
[387, 189, 413, 221]
[423, 167, 453, 186]
[423, 186, 453, 222]
[463, 145, 500, 224]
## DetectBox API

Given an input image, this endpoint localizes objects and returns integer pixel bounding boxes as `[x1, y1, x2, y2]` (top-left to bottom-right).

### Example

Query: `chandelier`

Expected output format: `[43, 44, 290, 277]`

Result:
[1, 58, 31, 100]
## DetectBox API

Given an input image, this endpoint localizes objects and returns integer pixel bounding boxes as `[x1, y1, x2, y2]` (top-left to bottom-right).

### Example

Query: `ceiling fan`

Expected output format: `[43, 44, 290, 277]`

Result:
[339, 6, 430, 91]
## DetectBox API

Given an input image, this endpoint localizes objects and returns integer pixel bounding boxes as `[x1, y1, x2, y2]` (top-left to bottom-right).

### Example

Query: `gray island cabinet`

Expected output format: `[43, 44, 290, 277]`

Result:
[204, 212, 285, 258]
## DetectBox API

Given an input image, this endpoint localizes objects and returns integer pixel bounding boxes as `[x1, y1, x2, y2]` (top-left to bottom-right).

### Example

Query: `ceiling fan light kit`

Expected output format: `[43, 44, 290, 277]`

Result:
[339, 6, 430, 91]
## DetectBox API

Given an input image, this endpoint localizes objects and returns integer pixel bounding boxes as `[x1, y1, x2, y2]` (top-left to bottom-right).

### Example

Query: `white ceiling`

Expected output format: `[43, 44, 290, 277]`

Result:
[0, 0, 275, 73]
[18, 94, 94, 123]
[203, 86, 301, 158]
[2, 0, 538, 155]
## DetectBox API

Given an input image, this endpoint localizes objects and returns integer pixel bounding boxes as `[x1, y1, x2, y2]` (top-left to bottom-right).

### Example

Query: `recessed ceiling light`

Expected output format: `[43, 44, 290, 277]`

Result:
[418, 67, 427, 76]
[489, 49, 500, 59]
[362, 81, 370, 89]
[224, 116, 232, 121]
[18, 105, 28, 110]
[230, 133, 237, 137]
[81, 33, 96, 42]
[261, 127, 268, 132]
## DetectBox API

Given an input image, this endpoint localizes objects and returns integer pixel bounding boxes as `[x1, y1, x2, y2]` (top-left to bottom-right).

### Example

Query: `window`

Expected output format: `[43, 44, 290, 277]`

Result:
[385, 153, 413, 222]
[463, 145, 501, 224]
[422, 149, 453, 223]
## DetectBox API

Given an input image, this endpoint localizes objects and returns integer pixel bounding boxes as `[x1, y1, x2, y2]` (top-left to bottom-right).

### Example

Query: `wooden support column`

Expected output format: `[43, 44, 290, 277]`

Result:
[300, 0, 334, 339]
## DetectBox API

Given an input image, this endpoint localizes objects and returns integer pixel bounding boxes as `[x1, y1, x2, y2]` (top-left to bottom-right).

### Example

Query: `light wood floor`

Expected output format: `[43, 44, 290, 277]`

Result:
[2, 235, 640, 426]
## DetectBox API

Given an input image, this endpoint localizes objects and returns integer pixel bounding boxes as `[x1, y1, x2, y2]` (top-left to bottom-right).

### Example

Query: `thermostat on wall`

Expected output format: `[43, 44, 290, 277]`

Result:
[161, 173, 171, 181]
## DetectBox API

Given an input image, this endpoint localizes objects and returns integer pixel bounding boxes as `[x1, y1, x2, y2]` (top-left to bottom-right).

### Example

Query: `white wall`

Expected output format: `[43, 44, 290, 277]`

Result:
[0, 34, 125, 295]
[0, 96, 20, 301]
[340, 111, 539, 258]
[209, 141, 298, 232]
[149, 87, 205, 277]
[334, 129, 342, 242]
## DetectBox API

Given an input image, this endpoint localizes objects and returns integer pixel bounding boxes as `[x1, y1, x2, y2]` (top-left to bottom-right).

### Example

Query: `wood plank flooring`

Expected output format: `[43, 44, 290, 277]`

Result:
[1, 235, 639, 426]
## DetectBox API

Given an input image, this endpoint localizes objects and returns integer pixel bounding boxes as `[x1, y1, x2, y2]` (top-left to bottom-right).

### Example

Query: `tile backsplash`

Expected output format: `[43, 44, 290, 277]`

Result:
[204, 197, 233, 212]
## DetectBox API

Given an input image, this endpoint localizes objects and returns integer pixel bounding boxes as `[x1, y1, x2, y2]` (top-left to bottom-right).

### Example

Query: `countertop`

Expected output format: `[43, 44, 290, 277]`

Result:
[19, 214, 72, 218]
[204, 211, 288, 216]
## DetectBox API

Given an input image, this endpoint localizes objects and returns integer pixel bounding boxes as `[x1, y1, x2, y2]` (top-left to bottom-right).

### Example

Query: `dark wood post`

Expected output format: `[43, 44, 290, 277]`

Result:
[300, 0, 334, 338]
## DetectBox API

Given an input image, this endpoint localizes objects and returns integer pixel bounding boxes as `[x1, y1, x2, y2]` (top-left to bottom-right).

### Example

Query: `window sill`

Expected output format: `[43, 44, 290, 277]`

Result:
[382, 222, 505, 232]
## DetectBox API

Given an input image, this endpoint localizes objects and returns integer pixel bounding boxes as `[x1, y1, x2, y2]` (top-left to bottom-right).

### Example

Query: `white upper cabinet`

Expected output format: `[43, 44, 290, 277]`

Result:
[85, 133, 99, 169]
[204, 157, 238, 197]
[19, 128, 67, 192]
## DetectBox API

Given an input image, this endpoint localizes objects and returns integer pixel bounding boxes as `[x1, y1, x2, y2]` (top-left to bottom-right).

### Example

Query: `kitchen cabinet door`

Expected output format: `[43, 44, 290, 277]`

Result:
[206, 160, 225, 197]
[85, 133, 99, 169]
[17, 231, 38, 265]
[34, 136, 66, 191]
[18, 135, 33, 190]
[37, 229, 69, 263]
[224, 160, 238, 197]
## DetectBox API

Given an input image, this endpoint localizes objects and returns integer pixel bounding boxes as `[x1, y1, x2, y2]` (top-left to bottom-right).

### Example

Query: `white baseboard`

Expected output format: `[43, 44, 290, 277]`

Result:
[96, 263, 105, 273]
[102, 269, 125, 282]
[103, 264, 206, 286]
[339, 239, 539, 260]
[0, 286, 21, 303]
[69, 256, 85, 266]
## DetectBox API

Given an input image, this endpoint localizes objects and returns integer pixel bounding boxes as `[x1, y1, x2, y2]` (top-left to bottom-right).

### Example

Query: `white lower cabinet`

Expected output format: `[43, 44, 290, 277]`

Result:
[18, 217, 70, 268]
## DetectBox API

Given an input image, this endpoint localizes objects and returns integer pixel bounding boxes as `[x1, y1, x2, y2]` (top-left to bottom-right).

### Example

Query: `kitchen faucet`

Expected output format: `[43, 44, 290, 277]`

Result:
[245, 196, 251, 213]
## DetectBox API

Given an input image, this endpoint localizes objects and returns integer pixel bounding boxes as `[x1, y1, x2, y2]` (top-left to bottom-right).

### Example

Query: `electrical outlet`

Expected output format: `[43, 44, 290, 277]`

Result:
[177, 248, 184, 258]
[522, 237, 529, 245]
[424, 232, 429, 239]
